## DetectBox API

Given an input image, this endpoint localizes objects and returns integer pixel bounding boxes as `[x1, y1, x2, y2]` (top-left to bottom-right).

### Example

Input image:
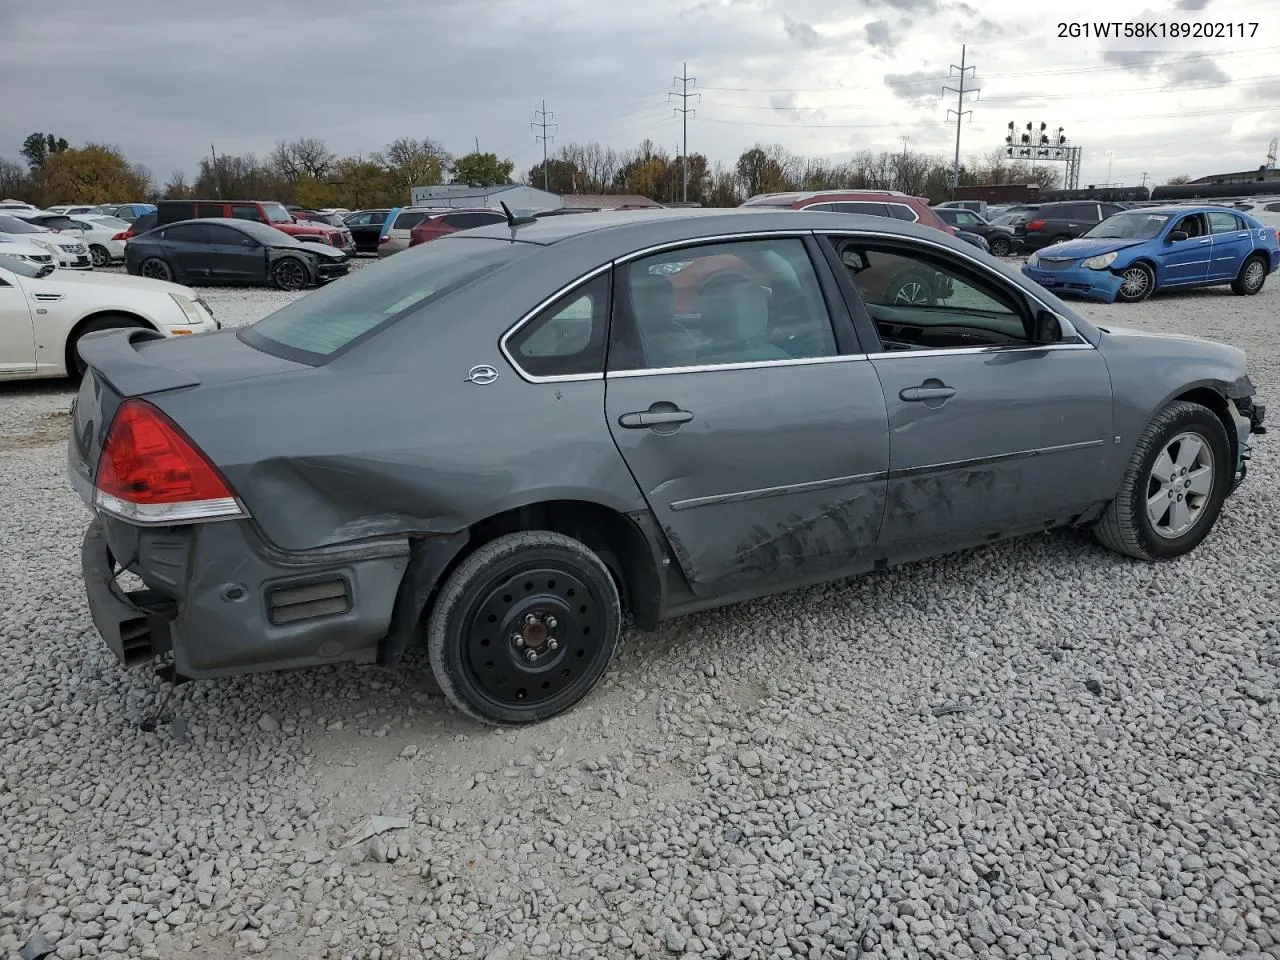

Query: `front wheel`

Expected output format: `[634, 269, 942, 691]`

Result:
[1115, 262, 1155, 303]
[272, 257, 310, 291]
[1231, 254, 1267, 296]
[1093, 400, 1231, 560]
[988, 237, 1011, 257]
[138, 257, 172, 282]
[426, 531, 623, 726]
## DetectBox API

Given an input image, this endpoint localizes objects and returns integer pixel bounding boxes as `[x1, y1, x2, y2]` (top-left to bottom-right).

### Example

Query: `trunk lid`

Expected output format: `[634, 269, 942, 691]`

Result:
[68, 327, 306, 502]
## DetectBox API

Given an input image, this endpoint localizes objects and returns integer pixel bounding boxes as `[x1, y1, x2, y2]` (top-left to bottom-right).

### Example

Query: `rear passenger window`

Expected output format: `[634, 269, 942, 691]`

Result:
[506, 273, 611, 378]
[608, 237, 838, 371]
[195, 204, 224, 219]
[831, 202, 890, 217]
[886, 204, 918, 221]
[393, 211, 428, 230]
[231, 205, 263, 221]
[1207, 212, 1242, 233]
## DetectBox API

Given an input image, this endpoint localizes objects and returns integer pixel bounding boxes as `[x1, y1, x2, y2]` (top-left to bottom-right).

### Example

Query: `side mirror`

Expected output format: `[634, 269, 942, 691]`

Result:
[1167, 230, 1188, 243]
[1031, 309, 1063, 343]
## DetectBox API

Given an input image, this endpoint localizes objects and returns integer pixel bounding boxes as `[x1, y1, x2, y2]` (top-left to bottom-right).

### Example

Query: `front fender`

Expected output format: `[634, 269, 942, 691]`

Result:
[265, 247, 316, 283]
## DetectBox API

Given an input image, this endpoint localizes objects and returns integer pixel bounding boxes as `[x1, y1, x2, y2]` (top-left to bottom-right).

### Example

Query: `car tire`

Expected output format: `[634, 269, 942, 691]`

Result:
[988, 237, 1011, 257]
[1049, 235, 1072, 246]
[427, 531, 623, 727]
[1230, 254, 1268, 296]
[1115, 262, 1155, 303]
[67, 315, 145, 380]
[886, 269, 938, 306]
[138, 257, 172, 282]
[272, 257, 310, 292]
[1093, 400, 1232, 561]
[89, 245, 110, 268]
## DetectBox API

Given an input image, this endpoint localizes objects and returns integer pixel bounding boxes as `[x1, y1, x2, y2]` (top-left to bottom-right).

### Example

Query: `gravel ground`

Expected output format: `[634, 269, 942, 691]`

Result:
[0, 261, 1277, 960]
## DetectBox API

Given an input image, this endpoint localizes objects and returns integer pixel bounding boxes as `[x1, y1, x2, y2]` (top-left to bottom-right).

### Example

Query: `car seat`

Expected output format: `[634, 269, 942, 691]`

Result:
[693, 276, 792, 365]
[628, 272, 701, 369]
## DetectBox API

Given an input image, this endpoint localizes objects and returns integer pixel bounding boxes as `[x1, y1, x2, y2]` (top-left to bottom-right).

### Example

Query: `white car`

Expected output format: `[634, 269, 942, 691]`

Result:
[0, 251, 219, 381]
[22, 212, 131, 267]
[0, 214, 93, 269]
[0, 237, 58, 269]
[0, 200, 43, 216]
[44, 205, 97, 216]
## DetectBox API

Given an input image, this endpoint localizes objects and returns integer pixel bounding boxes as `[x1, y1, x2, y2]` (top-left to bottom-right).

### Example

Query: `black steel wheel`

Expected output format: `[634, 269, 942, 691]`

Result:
[272, 257, 309, 291]
[427, 531, 622, 726]
[139, 257, 172, 282]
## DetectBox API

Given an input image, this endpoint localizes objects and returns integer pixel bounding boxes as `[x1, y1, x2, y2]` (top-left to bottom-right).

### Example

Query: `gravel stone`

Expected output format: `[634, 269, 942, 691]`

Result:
[0, 265, 1276, 958]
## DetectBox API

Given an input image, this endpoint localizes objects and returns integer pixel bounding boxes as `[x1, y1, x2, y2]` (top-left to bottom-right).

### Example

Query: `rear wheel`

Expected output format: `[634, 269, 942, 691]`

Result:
[886, 269, 937, 306]
[1115, 262, 1155, 303]
[138, 257, 172, 282]
[427, 531, 622, 726]
[67, 315, 145, 380]
[1093, 400, 1231, 560]
[272, 257, 309, 291]
[1231, 254, 1267, 296]
[89, 245, 110, 268]
[988, 237, 1011, 257]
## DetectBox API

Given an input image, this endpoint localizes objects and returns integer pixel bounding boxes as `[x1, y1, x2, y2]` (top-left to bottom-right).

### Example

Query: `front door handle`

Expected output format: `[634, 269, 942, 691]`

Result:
[900, 384, 956, 402]
[618, 409, 694, 428]
[1198, 238, 1211, 244]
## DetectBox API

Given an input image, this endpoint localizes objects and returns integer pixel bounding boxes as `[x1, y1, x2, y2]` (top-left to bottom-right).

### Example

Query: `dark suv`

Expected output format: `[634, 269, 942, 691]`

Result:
[932, 207, 1016, 256]
[1009, 201, 1127, 252]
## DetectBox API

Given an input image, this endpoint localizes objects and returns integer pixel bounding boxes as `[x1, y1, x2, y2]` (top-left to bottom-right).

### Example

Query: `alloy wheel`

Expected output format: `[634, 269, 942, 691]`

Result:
[1119, 266, 1150, 300]
[1145, 431, 1214, 539]
[892, 280, 930, 305]
[275, 260, 307, 290]
[1244, 259, 1265, 291]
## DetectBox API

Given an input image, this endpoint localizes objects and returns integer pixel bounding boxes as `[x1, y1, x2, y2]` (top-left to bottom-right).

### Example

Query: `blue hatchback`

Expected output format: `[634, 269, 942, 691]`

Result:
[1021, 205, 1280, 304]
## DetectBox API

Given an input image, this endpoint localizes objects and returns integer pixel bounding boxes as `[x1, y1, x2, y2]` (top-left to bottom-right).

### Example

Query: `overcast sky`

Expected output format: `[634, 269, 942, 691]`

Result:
[5, 0, 1278, 188]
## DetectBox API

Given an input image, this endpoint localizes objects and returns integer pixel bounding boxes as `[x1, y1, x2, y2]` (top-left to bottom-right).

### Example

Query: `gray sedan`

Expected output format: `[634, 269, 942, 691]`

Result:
[67, 209, 1266, 726]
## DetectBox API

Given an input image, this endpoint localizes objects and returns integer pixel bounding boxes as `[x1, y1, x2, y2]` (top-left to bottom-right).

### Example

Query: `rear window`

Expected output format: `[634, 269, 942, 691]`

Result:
[393, 211, 429, 230]
[239, 237, 534, 363]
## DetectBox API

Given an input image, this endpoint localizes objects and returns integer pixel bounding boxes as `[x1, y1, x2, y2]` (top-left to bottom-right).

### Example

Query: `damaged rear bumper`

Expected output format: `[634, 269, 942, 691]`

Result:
[80, 515, 412, 678]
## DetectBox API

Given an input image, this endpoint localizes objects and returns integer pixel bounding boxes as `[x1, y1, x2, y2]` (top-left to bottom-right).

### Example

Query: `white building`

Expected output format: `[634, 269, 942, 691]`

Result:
[409, 183, 563, 214]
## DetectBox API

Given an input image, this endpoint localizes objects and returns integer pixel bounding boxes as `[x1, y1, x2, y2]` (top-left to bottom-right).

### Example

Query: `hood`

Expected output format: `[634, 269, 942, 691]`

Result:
[1034, 237, 1148, 259]
[296, 241, 346, 258]
[29, 267, 196, 299]
[0, 238, 52, 257]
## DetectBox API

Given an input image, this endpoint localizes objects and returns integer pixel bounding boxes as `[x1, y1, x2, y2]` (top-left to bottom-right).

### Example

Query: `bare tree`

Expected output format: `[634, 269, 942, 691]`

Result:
[269, 138, 337, 182]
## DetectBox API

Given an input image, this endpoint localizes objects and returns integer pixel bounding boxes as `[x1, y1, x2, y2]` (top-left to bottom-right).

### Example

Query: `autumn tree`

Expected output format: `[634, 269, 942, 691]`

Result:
[21, 132, 69, 171]
[1164, 174, 1192, 185]
[37, 144, 150, 203]
[451, 152, 515, 185]
[329, 157, 399, 208]
[375, 137, 451, 198]
[735, 144, 793, 197]
[525, 158, 580, 194]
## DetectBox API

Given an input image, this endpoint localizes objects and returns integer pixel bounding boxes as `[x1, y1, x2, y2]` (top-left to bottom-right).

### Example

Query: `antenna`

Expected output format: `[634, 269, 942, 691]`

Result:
[499, 201, 537, 240]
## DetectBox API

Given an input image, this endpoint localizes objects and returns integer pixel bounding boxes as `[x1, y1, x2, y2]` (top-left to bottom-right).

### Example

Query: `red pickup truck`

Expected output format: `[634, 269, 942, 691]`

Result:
[155, 200, 356, 256]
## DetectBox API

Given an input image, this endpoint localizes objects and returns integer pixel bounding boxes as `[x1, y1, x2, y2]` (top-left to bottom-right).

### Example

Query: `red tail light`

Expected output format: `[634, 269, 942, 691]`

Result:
[94, 399, 246, 524]
[379, 235, 390, 244]
[112, 230, 132, 241]
[1026, 220, 1047, 230]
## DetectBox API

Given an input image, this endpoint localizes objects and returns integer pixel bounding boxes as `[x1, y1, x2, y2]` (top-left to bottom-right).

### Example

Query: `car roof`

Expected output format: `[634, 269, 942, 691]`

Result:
[458, 206, 956, 251]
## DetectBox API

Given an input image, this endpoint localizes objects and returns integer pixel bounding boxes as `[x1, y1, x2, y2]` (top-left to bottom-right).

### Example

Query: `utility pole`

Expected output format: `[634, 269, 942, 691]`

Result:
[209, 143, 220, 198]
[670, 63, 700, 203]
[1140, 171, 1149, 188]
[532, 101, 557, 192]
[901, 135, 910, 158]
[1105, 151, 1114, 188]
[943, 45, 979, 199]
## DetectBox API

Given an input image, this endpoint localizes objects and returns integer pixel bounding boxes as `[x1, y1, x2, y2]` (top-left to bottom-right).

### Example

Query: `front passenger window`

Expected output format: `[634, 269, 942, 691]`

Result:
[829, 238, 1031, 351]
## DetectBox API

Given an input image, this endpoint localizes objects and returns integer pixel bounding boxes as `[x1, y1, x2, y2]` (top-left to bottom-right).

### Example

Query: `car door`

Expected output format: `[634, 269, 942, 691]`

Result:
[602, 234, 890, 598]
[1156, 212, 1211, 286]
[1206, 211, 1252, 280]
[0, 267, 36, 376]
[817, 231, 1114, 558]
[952, 210, 984, 236]
[202, 223, 262, 281]
[156, 223, 213, 279]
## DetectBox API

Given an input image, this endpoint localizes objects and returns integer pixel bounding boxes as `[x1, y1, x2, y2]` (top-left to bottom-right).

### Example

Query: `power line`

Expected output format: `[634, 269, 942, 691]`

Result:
[670, 62, 700, 203]
[694, 46, 1280, 94]
[531, 100, 557, 191]
[943, 44, 978, 196]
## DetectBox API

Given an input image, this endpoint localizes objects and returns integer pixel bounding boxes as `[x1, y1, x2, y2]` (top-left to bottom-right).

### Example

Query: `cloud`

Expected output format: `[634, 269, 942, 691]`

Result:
[883, 70, 951, 104]
[1160, 58, 1230, 85]
[1172, 0, 1211, 8]
[865, 19, 896, 51]
[782, 14, 822, 48]
[867, 0, 939, 12]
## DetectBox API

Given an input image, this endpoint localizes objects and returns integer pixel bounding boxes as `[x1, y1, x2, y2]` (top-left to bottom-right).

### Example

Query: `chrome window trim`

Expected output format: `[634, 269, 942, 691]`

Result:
[499, 226, 1098, 384]
[814, 227, 1094, 348]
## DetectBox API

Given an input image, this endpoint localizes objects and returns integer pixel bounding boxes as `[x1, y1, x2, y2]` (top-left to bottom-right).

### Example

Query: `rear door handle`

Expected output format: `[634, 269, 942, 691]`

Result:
[900, 385, 956, 402]
[1198, 238, 1212, 244]
[618, 409, 694, 428]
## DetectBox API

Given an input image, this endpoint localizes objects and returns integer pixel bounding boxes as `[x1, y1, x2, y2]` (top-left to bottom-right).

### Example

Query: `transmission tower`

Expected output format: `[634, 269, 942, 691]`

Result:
[670, 63, 700, 203]
[942, 45, 979, 197]
[531, 100, 557, 192]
